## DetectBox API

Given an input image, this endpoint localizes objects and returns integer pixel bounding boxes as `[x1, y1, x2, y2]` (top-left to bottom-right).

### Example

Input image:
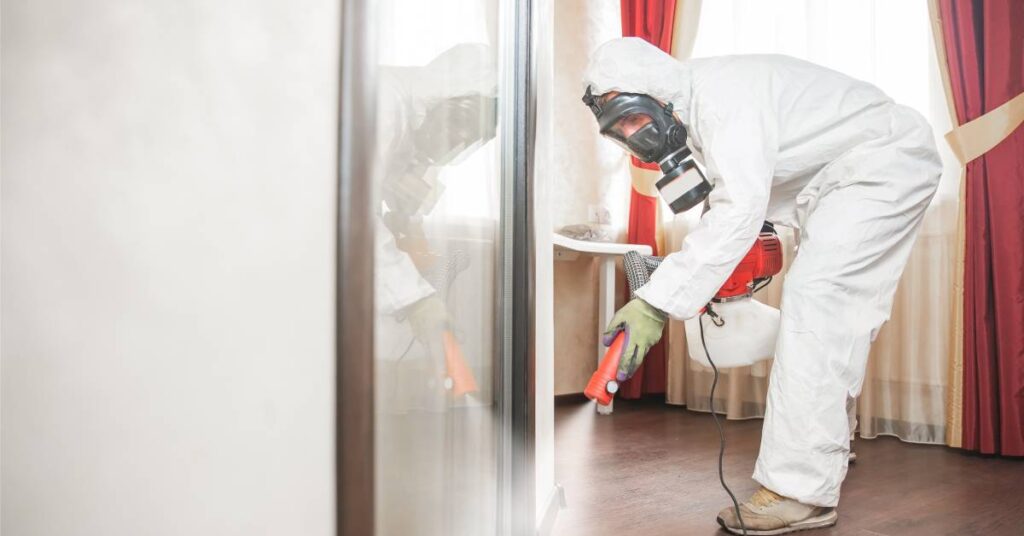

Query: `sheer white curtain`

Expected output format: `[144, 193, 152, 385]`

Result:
[665, 0, 960, 445]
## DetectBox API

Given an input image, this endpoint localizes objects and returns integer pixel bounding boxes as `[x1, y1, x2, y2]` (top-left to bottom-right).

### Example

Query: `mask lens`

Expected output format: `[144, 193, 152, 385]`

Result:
[604, 114, 663, 162]
[608, 113, 654, 141]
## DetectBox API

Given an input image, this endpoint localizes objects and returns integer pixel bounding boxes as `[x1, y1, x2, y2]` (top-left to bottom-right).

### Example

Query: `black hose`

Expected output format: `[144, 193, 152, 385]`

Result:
[701, 312, 747, 536]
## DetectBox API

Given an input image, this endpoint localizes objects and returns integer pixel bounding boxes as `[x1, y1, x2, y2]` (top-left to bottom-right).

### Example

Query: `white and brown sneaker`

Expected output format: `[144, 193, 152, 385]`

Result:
[716, 487, 838, 535]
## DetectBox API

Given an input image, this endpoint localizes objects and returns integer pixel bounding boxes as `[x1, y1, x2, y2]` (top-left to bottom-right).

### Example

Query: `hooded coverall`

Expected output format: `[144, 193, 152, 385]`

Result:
[583, 37, 941, 507]
[374, 44, 497, 315]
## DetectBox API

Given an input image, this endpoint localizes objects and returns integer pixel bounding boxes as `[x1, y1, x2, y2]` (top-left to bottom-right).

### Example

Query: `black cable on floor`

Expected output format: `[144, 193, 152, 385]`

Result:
[700, 311, 747, 536]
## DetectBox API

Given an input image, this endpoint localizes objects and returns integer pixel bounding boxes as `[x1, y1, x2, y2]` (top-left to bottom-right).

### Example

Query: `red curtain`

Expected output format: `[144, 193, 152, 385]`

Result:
[621, 0, 678, 173]
[940, 0, 1024, 455]
[616, 0, 677, 399]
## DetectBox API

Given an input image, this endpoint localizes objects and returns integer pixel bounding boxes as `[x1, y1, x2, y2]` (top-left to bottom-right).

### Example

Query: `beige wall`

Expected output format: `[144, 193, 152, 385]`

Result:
[1, 2, 338, 534]
[549, 0, 629, 396]
[550, 0, 630, 231]
[553, 257, 601, 395]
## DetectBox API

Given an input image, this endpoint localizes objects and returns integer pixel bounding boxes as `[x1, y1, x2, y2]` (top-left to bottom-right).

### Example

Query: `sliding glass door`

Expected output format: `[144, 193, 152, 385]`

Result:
[371, 1, 504, 534]
[338, 0, 533, 534]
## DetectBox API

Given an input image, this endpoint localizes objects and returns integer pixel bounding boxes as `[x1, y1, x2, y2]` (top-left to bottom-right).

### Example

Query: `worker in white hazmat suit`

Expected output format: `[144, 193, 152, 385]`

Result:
[374, 44, 496, 356]
[583, 38, 940, 534]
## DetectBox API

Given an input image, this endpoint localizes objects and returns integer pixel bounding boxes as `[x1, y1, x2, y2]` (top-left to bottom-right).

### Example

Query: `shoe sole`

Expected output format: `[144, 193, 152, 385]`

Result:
[716, 510, 838, 535]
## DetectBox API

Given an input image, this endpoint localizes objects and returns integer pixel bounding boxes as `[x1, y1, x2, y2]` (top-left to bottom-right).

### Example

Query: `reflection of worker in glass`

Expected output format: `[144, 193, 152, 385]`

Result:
[374, 44, 497, 378]
[583, 38, 941, 534]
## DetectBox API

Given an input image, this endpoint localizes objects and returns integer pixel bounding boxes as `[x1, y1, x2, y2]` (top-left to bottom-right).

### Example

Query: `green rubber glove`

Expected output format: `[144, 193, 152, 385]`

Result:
[602, 298, 667, 381]
[406, 294, 450, 348]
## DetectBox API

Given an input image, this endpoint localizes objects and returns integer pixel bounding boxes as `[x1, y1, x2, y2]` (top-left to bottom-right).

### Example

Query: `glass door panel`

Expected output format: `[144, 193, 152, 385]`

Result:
[369, 2, 507, 535]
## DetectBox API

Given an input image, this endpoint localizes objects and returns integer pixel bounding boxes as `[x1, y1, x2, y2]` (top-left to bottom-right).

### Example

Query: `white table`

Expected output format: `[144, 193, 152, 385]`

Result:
[552, 233, 653, 414]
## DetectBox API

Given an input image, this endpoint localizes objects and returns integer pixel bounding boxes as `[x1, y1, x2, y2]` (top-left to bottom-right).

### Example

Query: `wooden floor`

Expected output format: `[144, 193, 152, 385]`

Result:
[552, 397, 1024, 536]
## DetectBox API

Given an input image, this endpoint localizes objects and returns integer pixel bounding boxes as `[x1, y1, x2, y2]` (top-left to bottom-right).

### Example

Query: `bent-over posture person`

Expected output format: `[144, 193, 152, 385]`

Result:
[583, 37, 940, 535]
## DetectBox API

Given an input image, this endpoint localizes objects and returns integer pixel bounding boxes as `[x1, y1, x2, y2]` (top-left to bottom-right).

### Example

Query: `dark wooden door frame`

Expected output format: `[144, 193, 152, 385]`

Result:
[337, 0, 375, 534]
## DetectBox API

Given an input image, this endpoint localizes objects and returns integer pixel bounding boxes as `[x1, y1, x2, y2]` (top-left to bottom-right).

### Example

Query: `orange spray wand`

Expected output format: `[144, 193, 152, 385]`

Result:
[442, 330, 479, 396]
[584, 331, 626, 406]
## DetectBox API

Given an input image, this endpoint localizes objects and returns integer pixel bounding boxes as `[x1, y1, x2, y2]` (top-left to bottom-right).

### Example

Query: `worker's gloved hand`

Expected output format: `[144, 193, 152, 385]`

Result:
[602, 297, 667, 381]
[405, 294, 450, 348]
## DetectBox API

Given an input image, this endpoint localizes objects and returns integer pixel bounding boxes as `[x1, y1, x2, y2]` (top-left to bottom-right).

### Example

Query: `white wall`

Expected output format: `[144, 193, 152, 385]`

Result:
[533, 0, 557, 526]
[1, 2, 338, 535]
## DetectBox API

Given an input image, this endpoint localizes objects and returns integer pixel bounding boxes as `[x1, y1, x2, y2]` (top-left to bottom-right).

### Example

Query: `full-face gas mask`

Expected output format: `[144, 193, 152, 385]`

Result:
[583, 86, 712, 213]
[383, 95, 498, 238]
[413, 95, 498, 167]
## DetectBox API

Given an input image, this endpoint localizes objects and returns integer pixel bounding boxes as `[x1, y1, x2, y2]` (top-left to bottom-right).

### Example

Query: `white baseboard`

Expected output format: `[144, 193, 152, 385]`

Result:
[536, 484, 566, 536]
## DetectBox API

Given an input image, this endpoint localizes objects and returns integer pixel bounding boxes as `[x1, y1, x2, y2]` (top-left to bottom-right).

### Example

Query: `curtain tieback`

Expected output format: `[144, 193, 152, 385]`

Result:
[630, 165, 661, 198]
[946, 90, 1024, 165]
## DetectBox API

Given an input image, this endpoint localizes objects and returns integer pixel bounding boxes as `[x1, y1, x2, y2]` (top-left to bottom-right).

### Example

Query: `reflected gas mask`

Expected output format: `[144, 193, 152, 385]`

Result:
[413, 95, 497, 167]
[383, 95, 498, 234]
[583, 86, 712, 213]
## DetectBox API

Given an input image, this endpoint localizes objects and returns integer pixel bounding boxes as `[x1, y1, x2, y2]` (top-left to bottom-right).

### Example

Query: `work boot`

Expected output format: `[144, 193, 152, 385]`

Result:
[716, 487, 838, 535]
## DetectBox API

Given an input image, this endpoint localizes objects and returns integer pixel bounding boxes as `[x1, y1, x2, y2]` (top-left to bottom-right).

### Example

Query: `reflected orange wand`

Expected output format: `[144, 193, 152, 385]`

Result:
[442, 330, 479, 396]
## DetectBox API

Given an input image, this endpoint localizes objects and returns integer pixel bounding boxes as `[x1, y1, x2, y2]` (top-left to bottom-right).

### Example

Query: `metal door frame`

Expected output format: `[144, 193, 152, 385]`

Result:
[499, 0, 536, 535]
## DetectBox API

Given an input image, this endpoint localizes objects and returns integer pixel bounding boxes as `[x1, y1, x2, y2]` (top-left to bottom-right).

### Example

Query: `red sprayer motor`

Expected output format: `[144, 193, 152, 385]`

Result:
[714, 223, 784, 302]
[584, 223, 783, 407]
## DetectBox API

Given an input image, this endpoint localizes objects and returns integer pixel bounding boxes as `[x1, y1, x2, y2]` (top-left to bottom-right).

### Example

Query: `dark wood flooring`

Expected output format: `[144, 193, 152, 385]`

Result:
[552, 397, 1024, 536]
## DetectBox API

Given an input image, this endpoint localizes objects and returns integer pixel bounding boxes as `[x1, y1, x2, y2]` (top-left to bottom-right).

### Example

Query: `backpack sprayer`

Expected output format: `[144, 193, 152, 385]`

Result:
[583, 222, 784, 536]
[584, 222, 782, 405]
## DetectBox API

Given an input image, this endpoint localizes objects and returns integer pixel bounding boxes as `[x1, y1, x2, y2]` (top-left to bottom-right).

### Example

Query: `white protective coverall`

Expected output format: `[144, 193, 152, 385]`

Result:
[374, 44, 496, 315]
[584, 38, 941, 506]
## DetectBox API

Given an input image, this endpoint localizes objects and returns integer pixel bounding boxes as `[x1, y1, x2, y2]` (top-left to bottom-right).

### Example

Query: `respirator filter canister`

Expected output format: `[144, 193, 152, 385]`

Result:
[655, 147, 712, 214]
